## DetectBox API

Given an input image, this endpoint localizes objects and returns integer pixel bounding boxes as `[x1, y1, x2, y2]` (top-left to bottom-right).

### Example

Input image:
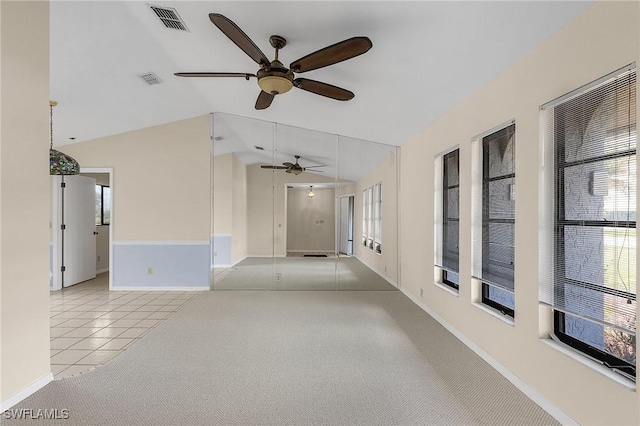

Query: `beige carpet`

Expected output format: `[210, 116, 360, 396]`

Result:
[215, 257, 397, 291]
[5, 291, 558, 425]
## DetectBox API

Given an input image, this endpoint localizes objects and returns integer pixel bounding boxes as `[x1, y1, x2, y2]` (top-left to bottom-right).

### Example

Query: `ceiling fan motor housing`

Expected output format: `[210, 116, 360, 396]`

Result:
[257, 60, 294, 95]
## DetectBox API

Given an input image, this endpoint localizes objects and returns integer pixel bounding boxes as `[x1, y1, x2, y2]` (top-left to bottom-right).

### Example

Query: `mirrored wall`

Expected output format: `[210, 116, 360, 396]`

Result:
[211, 112, 399, 290]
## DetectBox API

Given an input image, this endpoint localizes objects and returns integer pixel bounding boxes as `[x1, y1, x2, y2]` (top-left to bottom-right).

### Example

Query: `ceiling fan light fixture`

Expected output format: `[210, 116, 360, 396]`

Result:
[308, 186, 315, 198]
[258, 75, 293, 95]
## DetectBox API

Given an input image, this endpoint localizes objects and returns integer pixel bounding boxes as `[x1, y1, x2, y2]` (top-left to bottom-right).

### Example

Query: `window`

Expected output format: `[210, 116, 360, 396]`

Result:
[541, 66, 636, 378]
[373, 183, 382, 253]
[475, 124, 516, 317]
[95, 184, 111, 225]
[362, 187, 371, 248]
[362, 183, 382, 253]
[441, 149, 460, 289]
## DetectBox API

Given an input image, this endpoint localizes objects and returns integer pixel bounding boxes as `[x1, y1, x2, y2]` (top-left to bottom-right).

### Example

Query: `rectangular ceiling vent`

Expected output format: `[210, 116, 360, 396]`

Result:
[148, 4, 189, 32]
[138, 72, 163, 86]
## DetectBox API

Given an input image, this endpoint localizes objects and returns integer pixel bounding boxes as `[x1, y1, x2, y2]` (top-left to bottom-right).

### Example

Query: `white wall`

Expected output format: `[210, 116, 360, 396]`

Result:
[0, 0, 52, 407]
[286, 187, 335, 252]
[399, 2, 639, 424]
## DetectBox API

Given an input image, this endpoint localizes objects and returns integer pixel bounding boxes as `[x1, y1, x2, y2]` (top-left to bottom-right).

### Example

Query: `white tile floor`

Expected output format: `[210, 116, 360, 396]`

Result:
[50, 273, 200, 379]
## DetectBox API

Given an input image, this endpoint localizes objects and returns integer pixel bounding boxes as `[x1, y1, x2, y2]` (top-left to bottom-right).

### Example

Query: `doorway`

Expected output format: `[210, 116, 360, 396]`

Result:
[338, 195, 354, 256]
[51, 168, 113, 291]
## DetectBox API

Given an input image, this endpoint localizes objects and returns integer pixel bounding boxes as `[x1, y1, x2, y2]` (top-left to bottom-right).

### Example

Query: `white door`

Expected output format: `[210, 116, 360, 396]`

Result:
[58, 175, 97, 287]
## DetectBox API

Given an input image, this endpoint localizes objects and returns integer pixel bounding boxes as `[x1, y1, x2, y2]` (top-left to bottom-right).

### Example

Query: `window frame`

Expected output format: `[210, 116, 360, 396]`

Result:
[96, 184, 110, 226]
[549, 68, 636, 379]
[479, 124, 516, 318]
[362, 183, 382, 254]
[442, 149, 460, 290]
[373, 183, 382, 254]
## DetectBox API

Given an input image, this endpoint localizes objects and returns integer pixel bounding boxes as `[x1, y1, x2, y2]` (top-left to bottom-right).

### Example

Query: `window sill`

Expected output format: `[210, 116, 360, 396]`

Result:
[541, 338, 635, 391]
[472, 302, 514, 326]
[434, 282, 459, 296]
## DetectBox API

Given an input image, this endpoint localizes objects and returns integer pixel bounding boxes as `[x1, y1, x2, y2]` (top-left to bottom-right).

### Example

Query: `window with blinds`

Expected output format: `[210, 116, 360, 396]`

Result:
[373, 183, 382, 254]
[362, 183, 381, 253]
[442, 149, 460, 289]
[362, 188, 371, 248]
[476, 124, 516, 317]
[540, 65, 636, 378]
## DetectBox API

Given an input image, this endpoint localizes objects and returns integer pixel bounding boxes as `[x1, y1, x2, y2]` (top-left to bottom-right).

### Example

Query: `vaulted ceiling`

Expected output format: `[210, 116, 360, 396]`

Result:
[51, 1, 591, 150]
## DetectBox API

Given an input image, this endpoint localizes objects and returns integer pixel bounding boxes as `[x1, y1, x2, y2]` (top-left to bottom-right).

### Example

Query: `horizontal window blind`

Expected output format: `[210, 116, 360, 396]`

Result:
[473, 125, 516, 296]
[440, 149, 460, 273]
[540, 67, 636, 338]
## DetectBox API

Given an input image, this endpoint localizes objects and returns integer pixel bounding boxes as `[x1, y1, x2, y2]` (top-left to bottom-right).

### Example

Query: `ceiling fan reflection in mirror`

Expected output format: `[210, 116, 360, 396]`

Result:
[174, 14, 372, 110]
[261, 155, 326, 175]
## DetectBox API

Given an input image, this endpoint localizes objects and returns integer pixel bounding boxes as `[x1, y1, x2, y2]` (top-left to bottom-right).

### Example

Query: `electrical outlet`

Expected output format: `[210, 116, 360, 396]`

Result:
[214, 251, 217, 257]
[97, 256, 100, 262]
[420, 288, 423, 298]
[275, 273, 282, 281]
[147, 267, 153, 275]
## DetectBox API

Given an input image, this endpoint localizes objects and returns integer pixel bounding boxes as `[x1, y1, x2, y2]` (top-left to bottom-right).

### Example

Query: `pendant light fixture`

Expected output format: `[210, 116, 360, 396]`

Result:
[308, 186, 315, 198]
[49, 101, 80, 175]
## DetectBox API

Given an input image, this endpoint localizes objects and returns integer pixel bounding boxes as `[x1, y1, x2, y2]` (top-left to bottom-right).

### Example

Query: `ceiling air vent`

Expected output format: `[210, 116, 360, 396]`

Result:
[148, 4, 189, 32]
[138, 72, 163, 86]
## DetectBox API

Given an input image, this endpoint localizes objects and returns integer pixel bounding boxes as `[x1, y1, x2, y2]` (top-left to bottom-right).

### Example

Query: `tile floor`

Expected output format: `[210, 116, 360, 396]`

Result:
[50, 273, 201, 379]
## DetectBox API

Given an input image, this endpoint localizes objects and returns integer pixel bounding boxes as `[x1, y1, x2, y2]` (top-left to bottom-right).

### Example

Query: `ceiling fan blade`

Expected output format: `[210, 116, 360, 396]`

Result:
[261, 165, 288, 169]
[255, 91, 275, 110]
[209, 14, 270, 67]
[294, 78, 354, 101]
[290, 37, 372, 73]
[282, 162, 295, 168]
[304, 168, 325, 173]
[303, 165, 327, 169]
[174, 72, 256, 79]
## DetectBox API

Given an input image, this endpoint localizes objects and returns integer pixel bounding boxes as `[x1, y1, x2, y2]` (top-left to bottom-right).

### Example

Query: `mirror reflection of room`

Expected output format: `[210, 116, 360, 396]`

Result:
[211, 113, 398, 291]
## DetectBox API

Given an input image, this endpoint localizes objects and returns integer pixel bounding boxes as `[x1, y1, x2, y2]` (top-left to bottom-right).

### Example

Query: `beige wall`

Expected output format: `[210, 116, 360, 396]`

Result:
[399, 2, 639, 424]
[247, 165, 337, 256]
[286, 187, 335, 252]
[63, 115, 210, 242]
[212, 153, 247, 265]
[354, 151, 399, 285]
[231, 154, 247, 264]
[0, 0, 52, 404]
[213, 154, 233, 235]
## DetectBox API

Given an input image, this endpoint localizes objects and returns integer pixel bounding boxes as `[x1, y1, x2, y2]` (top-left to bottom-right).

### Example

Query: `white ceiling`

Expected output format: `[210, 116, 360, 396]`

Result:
[51, 1, 591, 152]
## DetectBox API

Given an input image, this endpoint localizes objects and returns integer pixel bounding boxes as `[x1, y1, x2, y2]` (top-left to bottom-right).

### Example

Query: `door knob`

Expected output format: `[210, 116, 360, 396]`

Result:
[93, 231, 99, 235]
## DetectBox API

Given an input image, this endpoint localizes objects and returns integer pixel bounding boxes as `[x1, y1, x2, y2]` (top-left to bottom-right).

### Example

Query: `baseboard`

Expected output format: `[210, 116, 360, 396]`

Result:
[213, 257, 249, 268]
[246, 255, 286, 258]
[400, 288, 578, 426]
[0, 373, 53, 412]
[96, 268, 109, 274]
[286, 250, 334, 253]
[111, 286, 209, 292]
[354, 255, 398, 288]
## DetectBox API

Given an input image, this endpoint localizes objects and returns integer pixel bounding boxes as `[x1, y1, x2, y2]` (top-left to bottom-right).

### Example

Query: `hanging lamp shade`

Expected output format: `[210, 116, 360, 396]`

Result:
[49, 101, 80, 175]
[50, 149, 80, 175]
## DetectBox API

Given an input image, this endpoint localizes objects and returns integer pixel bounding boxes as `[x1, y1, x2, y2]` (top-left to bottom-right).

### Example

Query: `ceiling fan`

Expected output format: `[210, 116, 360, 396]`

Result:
[174, 14, 372, 110]
[261, 155, 326, 175]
